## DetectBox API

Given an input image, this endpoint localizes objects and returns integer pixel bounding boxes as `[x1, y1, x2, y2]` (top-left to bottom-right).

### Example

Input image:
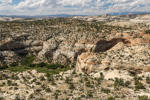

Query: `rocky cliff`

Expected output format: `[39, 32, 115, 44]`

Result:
[1, 17, 150, 68]
[1, 14, 150, 99]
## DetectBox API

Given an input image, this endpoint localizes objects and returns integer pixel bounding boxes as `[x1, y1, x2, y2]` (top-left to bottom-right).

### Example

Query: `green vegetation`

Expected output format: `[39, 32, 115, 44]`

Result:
[145, 30, 150, 34]
[0, 64, 8, 70]
[38, 98, 46, 100]
[86, 91, 93, 98]
[5, 66, 69, 75]
[0, 56, 71, 75]
[107, 96, 115, 100]
[53, 90, 61, 99]
[7, 80, 12, 86]
[51, 81, 56, 86]
[138, 95, 149, 100]
[0, 82, 5, 87]
[134, 77, 145, 91]
[35, 89, 42, 92]
[0, 18, 132, 42]
[45, 88, 51, 93]
[85, 81, 94, 88]
[65, 77, 72, 84]
[101, 87, 111, 94]
[21, 56, 36, 66]
[146, 76, 150, 84]
[77, 97, 81, 100]
[69, 83, 75, 89]
[113, 77, 131, 90]
[95, 72, 104, 85]
[0, 97, 4, 100]
[40, 76, 45, 81]
[114, 78, 125, 90]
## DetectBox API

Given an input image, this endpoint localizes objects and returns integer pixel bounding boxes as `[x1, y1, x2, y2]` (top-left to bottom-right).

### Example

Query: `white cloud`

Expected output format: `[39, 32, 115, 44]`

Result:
[0, 0, 12, 3]
[0, 0, 150, 15]
[58, 0, 92, 7]
[15, 0, 45, 10]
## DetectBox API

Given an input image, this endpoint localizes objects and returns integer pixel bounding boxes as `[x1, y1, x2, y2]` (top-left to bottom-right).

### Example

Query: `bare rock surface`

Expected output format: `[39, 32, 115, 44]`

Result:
[1, 14, 150, 100]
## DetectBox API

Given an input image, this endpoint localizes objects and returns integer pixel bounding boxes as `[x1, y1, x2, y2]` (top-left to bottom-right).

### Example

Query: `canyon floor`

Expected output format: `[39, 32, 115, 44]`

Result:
[0, 14, 150, 100]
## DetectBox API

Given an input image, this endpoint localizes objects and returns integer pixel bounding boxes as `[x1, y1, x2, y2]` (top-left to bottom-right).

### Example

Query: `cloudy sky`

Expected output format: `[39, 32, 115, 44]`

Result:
[0, 0, 150, 15]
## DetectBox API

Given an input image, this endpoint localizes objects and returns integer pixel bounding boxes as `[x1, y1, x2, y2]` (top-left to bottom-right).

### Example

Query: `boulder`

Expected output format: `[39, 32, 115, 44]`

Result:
[76, 52, 99, 74]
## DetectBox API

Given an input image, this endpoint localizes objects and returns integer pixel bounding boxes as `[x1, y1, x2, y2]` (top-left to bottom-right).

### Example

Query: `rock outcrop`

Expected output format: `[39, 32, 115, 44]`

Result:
[0, 35, 131, 65]
[1, 15, 150, 69]
[1, 14, 150, 100]
[76, 44, 150, 74]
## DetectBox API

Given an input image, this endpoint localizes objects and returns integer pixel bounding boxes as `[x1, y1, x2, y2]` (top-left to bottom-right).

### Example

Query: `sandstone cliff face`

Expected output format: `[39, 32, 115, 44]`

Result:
[0, 35, 131, 66]
[1, 17, 150, 69]
[76, 44, 150, 74]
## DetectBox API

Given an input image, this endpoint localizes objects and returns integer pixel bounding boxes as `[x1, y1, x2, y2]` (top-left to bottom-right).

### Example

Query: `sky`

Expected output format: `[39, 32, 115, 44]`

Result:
[0, 0, 150, 15]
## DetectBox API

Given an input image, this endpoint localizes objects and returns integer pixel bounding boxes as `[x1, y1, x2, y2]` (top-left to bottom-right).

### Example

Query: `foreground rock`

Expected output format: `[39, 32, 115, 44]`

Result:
[0, 69, 150, 100]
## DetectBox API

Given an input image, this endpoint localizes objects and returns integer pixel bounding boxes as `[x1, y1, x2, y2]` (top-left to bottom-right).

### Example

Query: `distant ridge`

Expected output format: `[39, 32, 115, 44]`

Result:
[0, 14, 87, 18]
[0, 12, 150, 18]
[109, 12, 150, 16]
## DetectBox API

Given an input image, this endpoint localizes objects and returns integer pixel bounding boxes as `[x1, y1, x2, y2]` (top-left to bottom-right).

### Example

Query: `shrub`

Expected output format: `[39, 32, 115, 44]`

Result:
[51, 81, 56, 86]
[135, 81, 145, 91]
[7, 80, 12, 86]
[38, 62, 47, 67]
[145, 30, 150, 34]
[14, 87, 18, 90]
[84, 77, 88, 81]
[12, 75, 19, 80]
[46, 73, 51, 77]
[114, 78, 124, 90]
[53, 90, 61, 99]
[79, 79, 83, 83]
[31, 79, 36, 83]
[36, 89, 41, 92]
[96, 77, 102, 84]
[101, 88, 111, 94]
[138, 95, 149, 100]
[21, 56, 36, 66]
[10, 62, 18, 67]
[65, 77, 72, 84]
[41, 84, 46, 89]
[87, 91, 93, 97]
[124, 81, 131, 87]
[28, 63, 36, 67]
[81, 94, 85, 98]
[72, 70, 76, 74]
[45, 88, 51, 92]
[107, 96, 115, 100]
[36, 82, 41, 85]
[47, 76, 54, 82]
[40, 76, 45, 81]
[12, 83, 18, 86]
[0, 64, 8, 69]
[134, 77, 145, 91]
[29, 94, 34, 99]
[0, 97, 4, 100]
[113, 78, 131, 89]
[0, 82, 5, 87]
[47, 64, 64, 69]
[85, 81, 94, 88]
[146, 76, 150, 84]
[69, 83, 75, 89]
[100, 72, 104, 80]
[77, 97, 81, 100]
[38, 98, 46, 100]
